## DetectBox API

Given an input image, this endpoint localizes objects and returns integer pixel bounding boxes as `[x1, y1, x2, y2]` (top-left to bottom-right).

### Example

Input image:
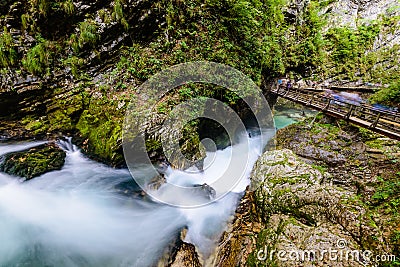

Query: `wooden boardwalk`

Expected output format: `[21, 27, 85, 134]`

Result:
[271, 86, 400, 141]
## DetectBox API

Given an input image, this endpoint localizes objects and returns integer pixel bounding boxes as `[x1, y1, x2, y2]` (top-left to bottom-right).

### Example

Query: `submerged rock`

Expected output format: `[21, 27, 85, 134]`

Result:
[192, 183, 216, 200]
[0, 143, 66, 179]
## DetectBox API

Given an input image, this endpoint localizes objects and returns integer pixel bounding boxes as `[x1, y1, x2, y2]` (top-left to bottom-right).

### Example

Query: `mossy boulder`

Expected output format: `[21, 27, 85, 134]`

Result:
[75, 103, 124, 167]
[213, 148, 399, 266]
[276, 114, 368, 166]
[0, 143, 66, 179]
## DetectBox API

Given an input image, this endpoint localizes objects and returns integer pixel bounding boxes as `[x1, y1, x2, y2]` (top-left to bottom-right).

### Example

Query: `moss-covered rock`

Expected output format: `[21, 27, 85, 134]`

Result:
[212, 116, 400, 266]
[75, 107, 124, 167]
[276, 114, 392, 170]
[0, 143, 66, 179]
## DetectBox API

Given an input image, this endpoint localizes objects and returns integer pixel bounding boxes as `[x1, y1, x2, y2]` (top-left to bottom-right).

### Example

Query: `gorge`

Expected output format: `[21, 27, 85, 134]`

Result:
[0, 0, 399, 266]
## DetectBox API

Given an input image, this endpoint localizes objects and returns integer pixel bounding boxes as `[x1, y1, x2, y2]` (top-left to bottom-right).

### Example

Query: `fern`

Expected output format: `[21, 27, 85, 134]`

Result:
[0, 27, 18, 68]
[112, 0, 129, 30]
[22, 36, 54, 75]
[77, 20, 99, 48]
[59, 0, 75, 15]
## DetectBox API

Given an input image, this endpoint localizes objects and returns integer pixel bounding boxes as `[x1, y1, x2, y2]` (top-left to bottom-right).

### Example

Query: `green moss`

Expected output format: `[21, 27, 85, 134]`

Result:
[47, 110, 74, 131]
[76, 107, 124, 166]
[311, 164, 327, 174]
[365, 139, 384, 149]
[247, 220, 287, 266]
[0, 144, 66, 179]
[269, 173, 312, 186]
[358, 127, 379, 141]
[25, 120, 44, 131]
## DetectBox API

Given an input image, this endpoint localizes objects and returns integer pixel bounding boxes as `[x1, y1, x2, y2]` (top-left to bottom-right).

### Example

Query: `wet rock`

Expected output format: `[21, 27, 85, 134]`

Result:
[157, 227, 202, 267]
[213, 149, 391, 266]
[147, 173, 167, 191]
[168, 242, 202, 267]
[210, 190, 261, 267]
[192, 183, 216, 200]
[0, 143, 66, 179]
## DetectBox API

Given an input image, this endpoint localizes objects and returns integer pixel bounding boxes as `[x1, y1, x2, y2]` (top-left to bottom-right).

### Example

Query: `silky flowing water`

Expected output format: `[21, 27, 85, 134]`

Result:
[0, 106, 311, 267]
[0, 126, 277, 266]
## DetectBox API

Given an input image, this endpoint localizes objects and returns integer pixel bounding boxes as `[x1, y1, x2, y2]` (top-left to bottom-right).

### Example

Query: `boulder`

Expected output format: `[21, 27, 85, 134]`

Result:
[168, 242, 202, 267]
[0, 143, 66, 179]
[212, 149, 390, 266]
[157, 228, 202, 267]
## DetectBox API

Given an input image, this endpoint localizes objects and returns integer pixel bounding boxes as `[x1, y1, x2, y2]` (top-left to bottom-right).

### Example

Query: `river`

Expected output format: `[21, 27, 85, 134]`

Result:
[0, 128, 276, 266]
[0, 113, 305, 266]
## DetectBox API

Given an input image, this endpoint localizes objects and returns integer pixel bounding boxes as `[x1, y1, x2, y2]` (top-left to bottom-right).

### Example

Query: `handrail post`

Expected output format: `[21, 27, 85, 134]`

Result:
[345, 105, 354, 120]
[295, 89, 301, 100]
[308, 94, 314, 106]
[284, 87, 290, 96]
[323, 98, 331, 111]
[370, 112, 382, 129]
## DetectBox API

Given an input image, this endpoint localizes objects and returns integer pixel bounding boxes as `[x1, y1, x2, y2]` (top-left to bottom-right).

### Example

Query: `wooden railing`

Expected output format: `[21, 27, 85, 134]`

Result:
[271, 86, 400, 140]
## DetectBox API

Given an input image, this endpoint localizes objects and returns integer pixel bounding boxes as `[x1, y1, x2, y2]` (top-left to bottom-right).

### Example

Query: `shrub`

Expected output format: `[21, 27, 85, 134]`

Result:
[370, 81, 400, 107]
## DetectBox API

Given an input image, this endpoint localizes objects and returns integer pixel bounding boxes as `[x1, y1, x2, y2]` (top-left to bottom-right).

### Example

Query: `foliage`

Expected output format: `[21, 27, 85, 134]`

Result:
[370, 81, 400, 106]
[22, 35, 57, 75]
[324, 22, 380, 79]
[0, 27, 18, 68]
[284, 1, 326, 73]
[63, 56, 85, 78]
[3, 0, 400, 169]
[77, 19, 99, 49]
[58, 0, 75, 15]
[112, 0, 129, 30]
[320, 14, 400, 83]
[20, 0, 76, 33]
[372, 174, 400, 211]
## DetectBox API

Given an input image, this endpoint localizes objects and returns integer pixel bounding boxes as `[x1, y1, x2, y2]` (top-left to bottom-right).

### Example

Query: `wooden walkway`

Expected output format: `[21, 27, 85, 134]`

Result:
[271, 86, 400, 140]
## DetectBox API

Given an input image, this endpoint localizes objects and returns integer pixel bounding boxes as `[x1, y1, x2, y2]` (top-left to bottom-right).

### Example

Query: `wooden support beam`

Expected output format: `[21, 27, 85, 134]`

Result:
[345, 105, 354, 120]
[370, 113, 382, 129]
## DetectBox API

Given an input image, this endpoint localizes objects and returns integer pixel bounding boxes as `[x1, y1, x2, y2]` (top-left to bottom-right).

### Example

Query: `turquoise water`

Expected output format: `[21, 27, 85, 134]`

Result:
[274, 115, 298, 129]
[273, 106, 316, 129]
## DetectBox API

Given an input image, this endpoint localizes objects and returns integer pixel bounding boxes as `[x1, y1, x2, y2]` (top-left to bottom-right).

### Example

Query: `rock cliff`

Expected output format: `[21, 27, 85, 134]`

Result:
[1, 0, 399, 164]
